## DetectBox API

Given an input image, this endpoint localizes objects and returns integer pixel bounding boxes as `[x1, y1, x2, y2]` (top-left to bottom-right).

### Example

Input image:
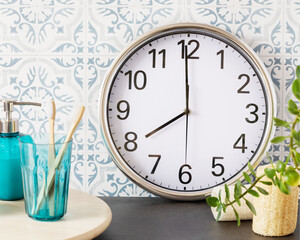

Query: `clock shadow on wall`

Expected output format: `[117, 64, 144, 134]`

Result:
[99, 23, 276, 201]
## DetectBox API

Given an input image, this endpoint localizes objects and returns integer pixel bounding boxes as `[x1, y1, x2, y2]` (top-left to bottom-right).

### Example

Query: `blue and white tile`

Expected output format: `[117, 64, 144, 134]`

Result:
[283, 57, 300, 122]
[187, 0, 283, 54]
[69, 114, 86, 192]
[234, 0, 282, 46]
[284, 2, 300, 55]
[0, 1, 83, 52]
[89, 163, 152, 197]
[0, 57, 82, 114]
[0, 42, 23, 68]
[88, 0, 183, 48]
[84, 106, 117, 195]
[89, 163, 153, 197]
[260, 56, 282, 101]
[186, 0, 235, 32]
[251, 20, 283, 57]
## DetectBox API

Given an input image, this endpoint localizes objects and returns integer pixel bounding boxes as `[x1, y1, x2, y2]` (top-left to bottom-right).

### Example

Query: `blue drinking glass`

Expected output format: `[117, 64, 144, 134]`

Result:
[19, 134, 72, 221]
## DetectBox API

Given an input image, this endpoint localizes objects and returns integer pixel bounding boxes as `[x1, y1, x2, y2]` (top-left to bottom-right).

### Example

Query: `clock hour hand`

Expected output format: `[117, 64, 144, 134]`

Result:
[145, 110, 188, 138]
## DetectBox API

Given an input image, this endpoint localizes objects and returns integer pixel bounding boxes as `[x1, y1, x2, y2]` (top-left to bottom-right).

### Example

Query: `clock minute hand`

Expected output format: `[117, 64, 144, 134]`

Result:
[184, 45, 190, 164]
[145, 110, 187, 138]
[185, 85, 189, 164]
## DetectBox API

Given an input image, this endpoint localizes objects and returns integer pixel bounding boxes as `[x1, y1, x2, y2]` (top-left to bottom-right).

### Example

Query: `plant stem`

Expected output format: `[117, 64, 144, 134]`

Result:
[225, 174, 266, 207]
[290, 115, 299, 167]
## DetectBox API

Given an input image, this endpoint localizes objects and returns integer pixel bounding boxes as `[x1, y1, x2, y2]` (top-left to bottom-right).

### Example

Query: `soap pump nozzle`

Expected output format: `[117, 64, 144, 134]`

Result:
[0, 99, 42, 133]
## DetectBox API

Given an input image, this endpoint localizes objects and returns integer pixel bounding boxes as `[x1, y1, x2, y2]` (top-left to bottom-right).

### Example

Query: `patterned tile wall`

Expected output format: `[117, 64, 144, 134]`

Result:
[0, 0, 299, 197]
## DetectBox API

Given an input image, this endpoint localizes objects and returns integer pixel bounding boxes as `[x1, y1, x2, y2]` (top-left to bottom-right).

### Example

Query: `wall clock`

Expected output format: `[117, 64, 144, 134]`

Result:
[99, 23, 276, 200]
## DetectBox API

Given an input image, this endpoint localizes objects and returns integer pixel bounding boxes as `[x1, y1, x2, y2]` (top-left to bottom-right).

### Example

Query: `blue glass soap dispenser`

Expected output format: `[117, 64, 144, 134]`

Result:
[0, 99, 41, 200]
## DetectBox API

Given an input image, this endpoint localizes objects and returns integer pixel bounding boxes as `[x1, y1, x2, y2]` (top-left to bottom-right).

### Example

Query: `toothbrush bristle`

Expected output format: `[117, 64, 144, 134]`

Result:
[43, 99, 56, 120]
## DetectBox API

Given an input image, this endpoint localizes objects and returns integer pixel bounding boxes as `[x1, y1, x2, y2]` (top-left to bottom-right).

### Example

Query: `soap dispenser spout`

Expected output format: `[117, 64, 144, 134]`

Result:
[0, 99, 42, 134]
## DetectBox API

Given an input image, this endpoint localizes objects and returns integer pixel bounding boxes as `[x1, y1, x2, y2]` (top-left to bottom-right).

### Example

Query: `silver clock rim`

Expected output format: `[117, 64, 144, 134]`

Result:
[98, 23, 277, 200]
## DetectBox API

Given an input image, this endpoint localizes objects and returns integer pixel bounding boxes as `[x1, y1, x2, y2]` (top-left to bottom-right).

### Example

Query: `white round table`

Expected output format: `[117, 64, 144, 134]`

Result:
[0, 189, 112, 239]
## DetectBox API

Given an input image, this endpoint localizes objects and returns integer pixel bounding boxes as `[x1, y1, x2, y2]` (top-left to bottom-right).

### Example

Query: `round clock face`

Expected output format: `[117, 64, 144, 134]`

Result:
[100, 24, 275, 200]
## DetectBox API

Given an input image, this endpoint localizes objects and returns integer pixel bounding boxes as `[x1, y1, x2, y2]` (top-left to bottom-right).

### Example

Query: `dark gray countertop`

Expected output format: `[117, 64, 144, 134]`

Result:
[96, 197, 299, 240]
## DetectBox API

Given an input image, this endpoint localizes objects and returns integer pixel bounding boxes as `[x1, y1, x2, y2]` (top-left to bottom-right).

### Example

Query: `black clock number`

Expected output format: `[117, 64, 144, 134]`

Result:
[233, 134, 247, 153]
[148, 154, 161, 174]
[237, 74, 250, 94]
[178, 39, 200, 59]
[179, 164, 192, 184]
[124, 132, 138, 152]
[125, 70, 147, 90]
[149, 49, 166, 68]
[211, 157, 225, 177]
[117, 100, 130, 120]
[178, 40, 185, 59]
[246, 103, 259, 123]
[217, 50, 224, 69]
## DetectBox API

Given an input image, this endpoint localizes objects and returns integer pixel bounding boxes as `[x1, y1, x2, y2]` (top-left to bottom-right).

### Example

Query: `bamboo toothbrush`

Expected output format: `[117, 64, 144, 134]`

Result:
[47, 100, 56, 216]
[47, 100, 56, 147]
[35, 106, 85, 213]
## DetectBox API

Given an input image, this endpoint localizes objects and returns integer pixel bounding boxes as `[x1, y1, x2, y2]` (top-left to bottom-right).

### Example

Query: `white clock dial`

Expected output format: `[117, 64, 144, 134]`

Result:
[100, 24, 276, 200]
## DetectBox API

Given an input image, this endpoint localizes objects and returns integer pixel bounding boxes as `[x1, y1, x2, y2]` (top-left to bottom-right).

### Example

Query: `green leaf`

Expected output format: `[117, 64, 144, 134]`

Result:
[279, 180, 291, 195]
[216, 203, 227, 214]
[292, 78, 300, 101]
[276, 160, 286, 173]
[245, 199, 256, 216]
[296, 66, 300, 80]
[236, 180, 242, 195]
[256, 186, 269, 195]
[206, 197, 219, 207]
[266, 152, 273, 165]
[218, 189, 222, 202]
[222, 204, 227, 213]
[284, 167, 300, 187]
[285, 153, 291, 164]
[243, 172, 252, 184]
[216, 210, 222, 222]
[248, 189, 259, 197]
[286, 165, 294, 172]
[217, 203, 223, 212]
[295, 151, 300, 165]
[225, 184, 230, 200]
[247, 161, 256, 178]
[288, 99, 299, 115]
[274, 175, 281, 187]
[273, 118, 289, 127]
[271, 136, 287, 144]
[234, 193, 241, 206]
[234, 184, 238, 196]
[264, 168, 276, 179]
[260, 181, 272, 186]
[292, 130, 300, 142]
[234, 181, 242, 207]
[233, 207, 241, 227]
